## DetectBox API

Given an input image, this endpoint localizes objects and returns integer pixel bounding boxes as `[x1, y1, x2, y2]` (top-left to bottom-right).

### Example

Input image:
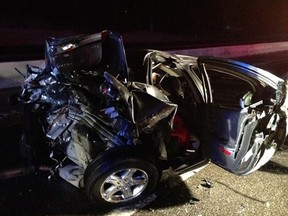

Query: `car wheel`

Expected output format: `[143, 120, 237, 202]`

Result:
[84, 156, 159, 209]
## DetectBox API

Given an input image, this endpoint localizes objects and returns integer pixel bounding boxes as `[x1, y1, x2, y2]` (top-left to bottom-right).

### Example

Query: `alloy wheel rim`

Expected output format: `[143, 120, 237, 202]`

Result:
[100, 168, 149, 203]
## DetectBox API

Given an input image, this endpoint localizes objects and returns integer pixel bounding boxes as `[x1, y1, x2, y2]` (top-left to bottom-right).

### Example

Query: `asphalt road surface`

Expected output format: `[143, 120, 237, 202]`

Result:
[0, 51, 287, 216]
[133, 151, 288, 216]
[1, 138, 287, 216]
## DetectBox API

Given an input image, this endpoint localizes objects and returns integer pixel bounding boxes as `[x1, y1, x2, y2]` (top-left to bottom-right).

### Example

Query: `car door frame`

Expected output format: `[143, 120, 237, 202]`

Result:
[197, 57, 285, 175]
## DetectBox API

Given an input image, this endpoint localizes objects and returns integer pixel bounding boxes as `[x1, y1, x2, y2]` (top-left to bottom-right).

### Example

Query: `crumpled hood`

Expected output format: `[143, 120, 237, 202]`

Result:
[45, 30, 129, 85]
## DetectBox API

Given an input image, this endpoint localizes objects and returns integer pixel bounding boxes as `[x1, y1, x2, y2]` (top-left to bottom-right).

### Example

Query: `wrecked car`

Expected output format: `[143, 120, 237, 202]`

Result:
[17, 30, 288, 209]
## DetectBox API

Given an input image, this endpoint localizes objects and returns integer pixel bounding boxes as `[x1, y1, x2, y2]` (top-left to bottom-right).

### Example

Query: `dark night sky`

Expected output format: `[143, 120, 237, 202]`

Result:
[1, 0, 288, 48]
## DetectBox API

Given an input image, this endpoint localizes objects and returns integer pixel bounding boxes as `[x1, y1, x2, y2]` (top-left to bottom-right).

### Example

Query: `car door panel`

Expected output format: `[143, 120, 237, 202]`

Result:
[197, 57, 286, 175]
[201, 103, 279, 175]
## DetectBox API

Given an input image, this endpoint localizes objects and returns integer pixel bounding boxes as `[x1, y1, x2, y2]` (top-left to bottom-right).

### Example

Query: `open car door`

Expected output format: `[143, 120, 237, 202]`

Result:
[198, 58, 288, 175]
[140, 51, 287, 176]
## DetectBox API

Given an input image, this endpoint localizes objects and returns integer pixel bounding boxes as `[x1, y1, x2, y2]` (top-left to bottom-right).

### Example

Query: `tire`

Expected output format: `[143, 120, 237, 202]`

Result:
[84, 155, 159, 209]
